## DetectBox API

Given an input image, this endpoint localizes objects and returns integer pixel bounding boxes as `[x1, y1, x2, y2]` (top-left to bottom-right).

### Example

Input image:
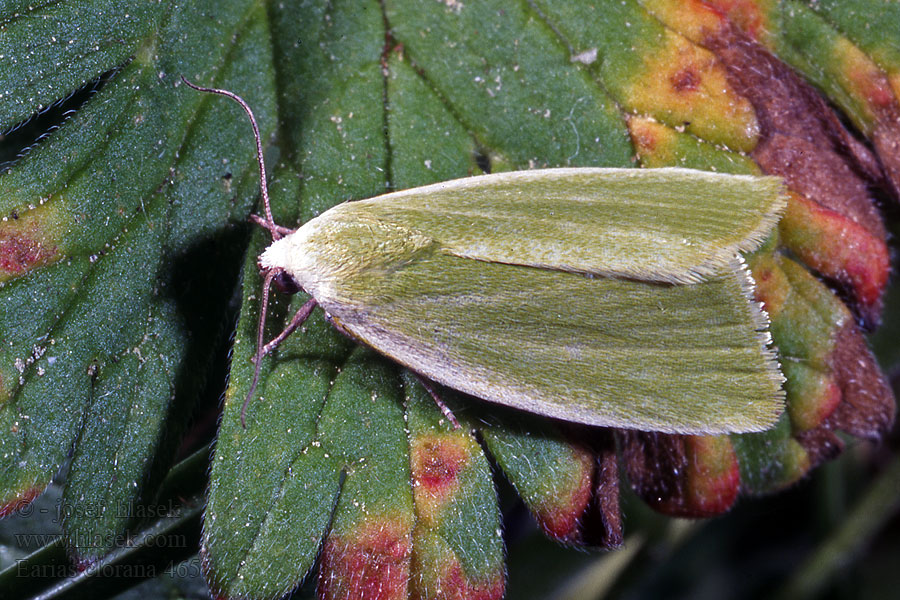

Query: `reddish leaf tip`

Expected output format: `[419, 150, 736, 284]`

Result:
[319, 520, 412, 600]
[532, 447, 594, 541]
[418, 560, 505, 600]
[0, 486, 42, 518]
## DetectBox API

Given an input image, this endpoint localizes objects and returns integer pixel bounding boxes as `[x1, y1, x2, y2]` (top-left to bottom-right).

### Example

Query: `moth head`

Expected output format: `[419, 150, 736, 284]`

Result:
[272, 269, 302, 295]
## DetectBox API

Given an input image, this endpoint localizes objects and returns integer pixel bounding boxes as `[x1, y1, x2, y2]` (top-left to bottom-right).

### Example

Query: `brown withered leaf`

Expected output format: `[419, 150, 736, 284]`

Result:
[620, 432, 688, 515]
[619, 432, 740, 519]
[705, 24, 888, 326]
[617, 26, 896, 518]
[827, 322, 897, 440]
[871, 119, 900, 201]
[578, 430, 623, 548]
[794, 428, 844, 469]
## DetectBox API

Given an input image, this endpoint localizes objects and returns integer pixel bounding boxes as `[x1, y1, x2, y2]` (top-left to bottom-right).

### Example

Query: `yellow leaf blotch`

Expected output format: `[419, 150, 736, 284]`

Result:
[622, 31, 759, 152]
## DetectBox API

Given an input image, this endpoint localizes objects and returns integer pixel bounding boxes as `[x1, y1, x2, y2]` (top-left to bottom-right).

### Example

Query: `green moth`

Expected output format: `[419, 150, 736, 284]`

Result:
[184, 78, 786, 435]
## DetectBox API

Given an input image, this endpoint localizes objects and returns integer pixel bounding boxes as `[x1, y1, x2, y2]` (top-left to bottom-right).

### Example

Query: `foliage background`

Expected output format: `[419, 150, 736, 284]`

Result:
[0, 1, 898, 599]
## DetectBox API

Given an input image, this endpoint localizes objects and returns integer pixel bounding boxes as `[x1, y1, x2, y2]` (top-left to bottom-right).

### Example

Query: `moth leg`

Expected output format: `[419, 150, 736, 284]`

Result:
[324, 315, 462, 428]
[258, 297, 318, 358]
[250, 213, 294, 237]
[416, 377, 461, 430]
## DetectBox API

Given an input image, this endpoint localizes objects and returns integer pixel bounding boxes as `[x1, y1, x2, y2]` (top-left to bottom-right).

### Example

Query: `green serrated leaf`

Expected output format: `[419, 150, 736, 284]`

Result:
[482, 416, 596, 544]
[803, 0, 900, 87]
[0, 0, 167, 127]
[384, 0, 632, 168]
[2, 2, 897, 599]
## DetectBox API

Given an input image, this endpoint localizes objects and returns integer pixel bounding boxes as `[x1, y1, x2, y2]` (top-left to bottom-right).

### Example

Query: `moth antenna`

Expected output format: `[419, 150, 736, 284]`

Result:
[180, 76, 281, 240]
[182, 77, 313, 428]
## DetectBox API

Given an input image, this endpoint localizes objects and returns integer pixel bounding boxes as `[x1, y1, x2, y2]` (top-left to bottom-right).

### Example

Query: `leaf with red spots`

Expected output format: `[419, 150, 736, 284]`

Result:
[619, 4, 896, 503]
[643, 1, 899, 323]
[405, 375, 504, 600]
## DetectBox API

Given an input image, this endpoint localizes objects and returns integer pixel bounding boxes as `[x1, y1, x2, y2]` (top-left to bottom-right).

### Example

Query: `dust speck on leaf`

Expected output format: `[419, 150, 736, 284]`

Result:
[571, 47, 598, 65]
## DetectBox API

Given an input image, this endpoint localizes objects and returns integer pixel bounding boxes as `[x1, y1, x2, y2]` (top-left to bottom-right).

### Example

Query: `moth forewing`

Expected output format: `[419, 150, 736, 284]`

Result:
[292, 168, 786, 284]
[269, 215, 784, 434]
